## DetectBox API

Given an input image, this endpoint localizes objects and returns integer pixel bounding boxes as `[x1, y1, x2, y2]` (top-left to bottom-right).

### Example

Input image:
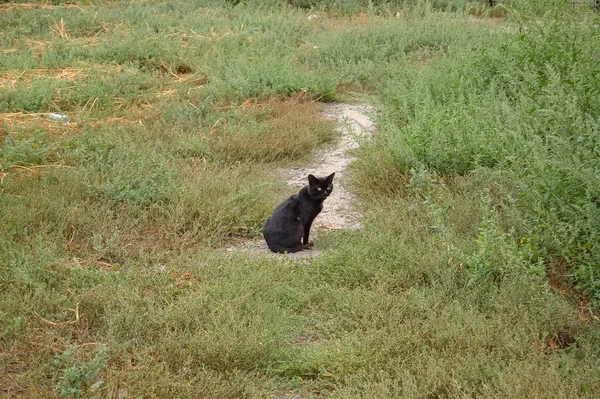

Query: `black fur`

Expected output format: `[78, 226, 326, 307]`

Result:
[263, 173, 335, 253]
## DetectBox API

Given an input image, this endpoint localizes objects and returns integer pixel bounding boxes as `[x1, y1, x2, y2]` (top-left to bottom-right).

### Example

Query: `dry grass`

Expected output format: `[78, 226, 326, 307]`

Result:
[20, 36, 102, 56]
[0, 112, 80, 137]
[51, 17, 69, 39]
[0, 2, 81, 12]
[152, 71, 206, 99]
[0, 112, 148, 143]
[1, 63, 201, 122]
[209, 97, 337, 163]
[0, 65, 123, 89]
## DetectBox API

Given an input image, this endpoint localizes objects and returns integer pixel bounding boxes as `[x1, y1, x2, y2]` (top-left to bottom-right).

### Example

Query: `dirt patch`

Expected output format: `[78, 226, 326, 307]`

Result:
[546, 329, 577, 352]
[545, 257, 598, 325]
[545, 256, 572, 294]
[226, 103, 376, 258]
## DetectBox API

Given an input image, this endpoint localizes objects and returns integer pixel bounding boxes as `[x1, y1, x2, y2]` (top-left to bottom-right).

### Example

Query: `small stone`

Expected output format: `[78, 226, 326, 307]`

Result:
[90, 379, 104, 392]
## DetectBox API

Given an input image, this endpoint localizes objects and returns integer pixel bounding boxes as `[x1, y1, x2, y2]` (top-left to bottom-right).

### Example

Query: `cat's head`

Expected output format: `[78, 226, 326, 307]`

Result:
[307, 172, 335, 200]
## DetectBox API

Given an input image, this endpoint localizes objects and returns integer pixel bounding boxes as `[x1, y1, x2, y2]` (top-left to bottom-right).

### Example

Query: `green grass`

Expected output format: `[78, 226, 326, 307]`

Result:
[1, 0, 600, 397]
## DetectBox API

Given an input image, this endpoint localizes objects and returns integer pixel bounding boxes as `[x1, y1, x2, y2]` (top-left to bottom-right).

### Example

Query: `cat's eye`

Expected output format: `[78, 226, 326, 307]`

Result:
[327, 186, 332, 191]
[317, 187, 322, 191]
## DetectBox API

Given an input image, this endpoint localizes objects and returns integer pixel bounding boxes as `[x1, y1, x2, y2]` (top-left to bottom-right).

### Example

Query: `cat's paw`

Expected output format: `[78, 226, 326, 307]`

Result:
[307, 239, 315, 248]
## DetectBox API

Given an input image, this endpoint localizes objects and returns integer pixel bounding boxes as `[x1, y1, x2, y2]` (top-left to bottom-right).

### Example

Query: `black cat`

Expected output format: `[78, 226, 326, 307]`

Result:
[263, 173, 335, 253]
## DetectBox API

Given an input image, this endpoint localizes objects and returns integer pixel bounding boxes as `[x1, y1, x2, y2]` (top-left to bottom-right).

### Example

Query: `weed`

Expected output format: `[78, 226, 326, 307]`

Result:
[0, 130, 56, 169]
[53, 345, 108, 398]
[359, 9, 600, 304]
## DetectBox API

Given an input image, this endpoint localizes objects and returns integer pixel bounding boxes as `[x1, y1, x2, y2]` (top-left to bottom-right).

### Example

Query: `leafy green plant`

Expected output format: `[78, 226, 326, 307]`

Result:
[53, 345, 108, 398]
[0, 130, 56, 169]
[361, 10, 600, 303]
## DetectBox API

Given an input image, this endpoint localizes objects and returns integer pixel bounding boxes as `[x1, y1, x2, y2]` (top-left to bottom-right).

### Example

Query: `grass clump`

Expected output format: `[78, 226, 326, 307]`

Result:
[208, 98, 338, 163]
[0, 130, 58, 168]
[358, 10, 600, 304]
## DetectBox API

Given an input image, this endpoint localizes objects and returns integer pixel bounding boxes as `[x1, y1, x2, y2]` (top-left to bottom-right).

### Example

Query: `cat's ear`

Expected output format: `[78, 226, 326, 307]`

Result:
[308, 174, 319, 186]
[326, 172, 335, 182]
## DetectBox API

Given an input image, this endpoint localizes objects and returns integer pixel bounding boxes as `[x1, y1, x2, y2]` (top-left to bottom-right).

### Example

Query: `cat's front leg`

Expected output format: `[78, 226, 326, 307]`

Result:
[303, 222, 312, 245]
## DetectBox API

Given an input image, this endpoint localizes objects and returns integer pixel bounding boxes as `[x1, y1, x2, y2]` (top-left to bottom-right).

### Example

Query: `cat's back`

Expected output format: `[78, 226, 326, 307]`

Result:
[271, 194, 299, 218]
[264, 194, 299, 234]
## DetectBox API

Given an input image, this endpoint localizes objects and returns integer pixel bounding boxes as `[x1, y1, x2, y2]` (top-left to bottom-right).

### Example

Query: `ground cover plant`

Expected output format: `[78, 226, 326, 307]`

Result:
[1, 0, 599, 397]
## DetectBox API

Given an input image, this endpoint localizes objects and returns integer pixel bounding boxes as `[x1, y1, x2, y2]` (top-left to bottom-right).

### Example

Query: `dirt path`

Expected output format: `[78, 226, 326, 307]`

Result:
[228, 102, 377, 257]
[281, 103, 376, 230]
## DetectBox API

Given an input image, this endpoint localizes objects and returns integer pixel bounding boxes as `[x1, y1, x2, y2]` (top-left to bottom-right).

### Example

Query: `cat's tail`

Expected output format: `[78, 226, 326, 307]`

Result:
[266, 242, 313, 254]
